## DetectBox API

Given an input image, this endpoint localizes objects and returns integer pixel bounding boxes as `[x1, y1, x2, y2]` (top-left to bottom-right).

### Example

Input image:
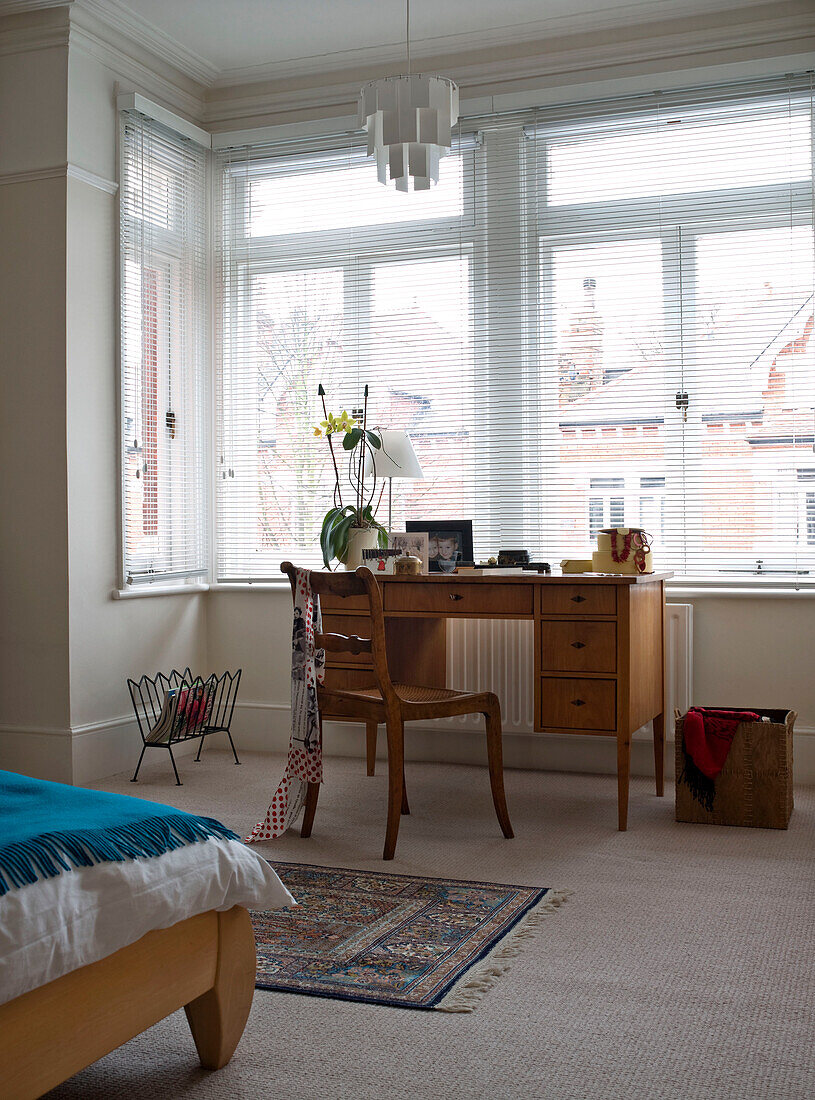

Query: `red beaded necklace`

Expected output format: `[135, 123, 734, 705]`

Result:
[609, 528, 651, 573]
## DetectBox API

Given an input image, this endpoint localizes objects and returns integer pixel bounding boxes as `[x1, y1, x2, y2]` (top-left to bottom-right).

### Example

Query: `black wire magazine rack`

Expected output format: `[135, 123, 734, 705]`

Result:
[128, 667, 241, 785]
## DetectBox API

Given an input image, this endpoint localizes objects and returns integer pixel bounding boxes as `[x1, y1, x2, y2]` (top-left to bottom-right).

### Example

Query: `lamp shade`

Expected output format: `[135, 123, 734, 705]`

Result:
[364, 429, 424, 480]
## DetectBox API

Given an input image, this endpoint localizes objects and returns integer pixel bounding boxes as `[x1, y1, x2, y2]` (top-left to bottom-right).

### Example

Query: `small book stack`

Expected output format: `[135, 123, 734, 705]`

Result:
[145, 677, 216, 744]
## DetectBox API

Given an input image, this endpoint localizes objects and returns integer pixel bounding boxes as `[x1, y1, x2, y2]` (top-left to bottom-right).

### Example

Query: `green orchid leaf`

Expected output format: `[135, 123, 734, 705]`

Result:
[331, 514, 356, 563]
[342, 428, 362, 451]
[366, 431, 381, 449]
[321, 505, 354, 566]
[320, 507, 343, 567]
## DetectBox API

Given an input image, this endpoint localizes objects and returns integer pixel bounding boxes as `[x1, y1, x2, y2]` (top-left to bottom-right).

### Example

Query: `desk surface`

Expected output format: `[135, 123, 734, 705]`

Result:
[374, 571, 673, 586]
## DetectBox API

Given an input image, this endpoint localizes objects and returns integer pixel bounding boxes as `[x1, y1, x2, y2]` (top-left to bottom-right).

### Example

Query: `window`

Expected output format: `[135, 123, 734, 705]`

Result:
[214, 76, 814, 583]
[215, 138, 476, 579]
[120, 110, 208, 586]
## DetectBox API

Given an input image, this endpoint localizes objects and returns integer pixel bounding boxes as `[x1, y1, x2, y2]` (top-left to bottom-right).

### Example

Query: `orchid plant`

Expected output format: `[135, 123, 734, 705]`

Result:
[315, 384, 389, 567]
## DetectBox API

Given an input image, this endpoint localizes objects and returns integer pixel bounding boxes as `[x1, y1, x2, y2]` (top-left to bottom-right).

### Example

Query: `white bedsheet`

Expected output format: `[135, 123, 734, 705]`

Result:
[0, 838, 294, 1005]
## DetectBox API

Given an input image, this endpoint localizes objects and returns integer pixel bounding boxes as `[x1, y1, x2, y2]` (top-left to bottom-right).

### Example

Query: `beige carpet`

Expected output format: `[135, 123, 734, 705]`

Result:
[46, 750, 814, 1100]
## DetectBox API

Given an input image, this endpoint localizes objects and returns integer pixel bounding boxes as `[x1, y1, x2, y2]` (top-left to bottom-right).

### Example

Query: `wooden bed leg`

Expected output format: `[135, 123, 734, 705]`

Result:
[184, 906, 256, 1070]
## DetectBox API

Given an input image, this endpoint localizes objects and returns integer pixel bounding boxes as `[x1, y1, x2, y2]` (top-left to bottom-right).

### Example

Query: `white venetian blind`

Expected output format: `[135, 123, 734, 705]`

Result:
[530, 75, 815, 583]
[120, 108, 208, 587]
[215, 75, 814, 584]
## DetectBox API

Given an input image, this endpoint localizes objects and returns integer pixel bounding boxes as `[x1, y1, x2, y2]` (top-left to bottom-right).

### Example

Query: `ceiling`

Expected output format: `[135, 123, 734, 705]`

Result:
[96, 0, 779, 82]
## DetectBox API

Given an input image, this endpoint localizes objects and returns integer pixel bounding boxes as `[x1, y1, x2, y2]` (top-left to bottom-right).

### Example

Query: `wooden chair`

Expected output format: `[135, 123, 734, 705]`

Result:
[281, 562, 514, 860]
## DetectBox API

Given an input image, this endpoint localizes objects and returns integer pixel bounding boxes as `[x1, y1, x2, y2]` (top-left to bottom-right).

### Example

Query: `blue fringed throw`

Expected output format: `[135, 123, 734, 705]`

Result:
[0, 770, 239, 897]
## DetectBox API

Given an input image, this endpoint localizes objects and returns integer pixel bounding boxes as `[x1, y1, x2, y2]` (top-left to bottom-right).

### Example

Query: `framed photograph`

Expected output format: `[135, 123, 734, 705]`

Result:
[389, 531, 429, 574]
[405, 520, 474, 572]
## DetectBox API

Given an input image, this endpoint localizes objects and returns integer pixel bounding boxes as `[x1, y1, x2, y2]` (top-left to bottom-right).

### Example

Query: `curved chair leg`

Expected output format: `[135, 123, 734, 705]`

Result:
[484, 704, 513, 839]
[184, 907, 256, 1070]
[383, 715, 405, 860]
[301, 782, 320, 838]
[366, 721, 378, 776]
[401, 760, 410, 816]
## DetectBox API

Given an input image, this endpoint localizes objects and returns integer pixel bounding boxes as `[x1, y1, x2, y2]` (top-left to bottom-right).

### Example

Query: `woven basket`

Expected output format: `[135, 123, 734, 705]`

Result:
[675, 708, 795, 829]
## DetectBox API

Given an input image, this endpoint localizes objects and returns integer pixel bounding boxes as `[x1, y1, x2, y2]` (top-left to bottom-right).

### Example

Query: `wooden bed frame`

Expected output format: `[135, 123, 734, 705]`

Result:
[0, 905, 256, 1100]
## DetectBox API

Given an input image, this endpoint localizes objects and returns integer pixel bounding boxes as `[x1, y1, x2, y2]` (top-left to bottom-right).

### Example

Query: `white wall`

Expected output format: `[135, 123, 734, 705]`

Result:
[0, 24, 72, 780]
[0, 11, 208, 784]
[63, 42, 208, 783]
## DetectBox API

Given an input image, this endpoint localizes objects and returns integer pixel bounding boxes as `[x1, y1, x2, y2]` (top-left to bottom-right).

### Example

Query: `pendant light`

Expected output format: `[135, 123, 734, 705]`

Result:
[358, 0, 459, 192]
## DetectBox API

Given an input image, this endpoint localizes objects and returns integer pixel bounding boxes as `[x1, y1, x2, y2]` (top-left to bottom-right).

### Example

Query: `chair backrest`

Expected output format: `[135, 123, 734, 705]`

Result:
[280, 562, 398, 704]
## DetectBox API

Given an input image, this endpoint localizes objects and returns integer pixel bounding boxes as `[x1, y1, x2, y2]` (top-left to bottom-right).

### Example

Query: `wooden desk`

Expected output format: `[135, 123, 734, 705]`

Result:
[321, 571, 671, 830]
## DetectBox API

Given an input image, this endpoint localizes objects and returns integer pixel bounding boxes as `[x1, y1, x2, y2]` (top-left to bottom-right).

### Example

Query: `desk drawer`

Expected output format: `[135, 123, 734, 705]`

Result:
[384, 582, 533, 617]
[539, 621, 616, 674]
[539, 677, 616, 731]
[321, 614, 372, 665]
[539, 584, 616, 616]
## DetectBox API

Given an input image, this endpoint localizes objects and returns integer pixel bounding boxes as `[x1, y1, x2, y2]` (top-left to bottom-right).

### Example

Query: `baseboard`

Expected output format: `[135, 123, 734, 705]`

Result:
[0, 726, 74, 783]
[230, 702, 815, 785]
[8, 703, 809, 786]
[0, 717, 201, 785]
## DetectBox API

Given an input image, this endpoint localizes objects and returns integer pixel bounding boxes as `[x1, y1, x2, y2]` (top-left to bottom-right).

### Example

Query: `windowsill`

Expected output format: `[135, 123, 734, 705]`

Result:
[112, 577, 815, 600]
[112, 583, 210, 599]
[667, 584, 815, 599]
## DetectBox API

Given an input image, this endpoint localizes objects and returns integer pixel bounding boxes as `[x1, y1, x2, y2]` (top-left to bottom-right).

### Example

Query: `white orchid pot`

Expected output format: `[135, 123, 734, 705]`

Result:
[343, 526, 380, 570]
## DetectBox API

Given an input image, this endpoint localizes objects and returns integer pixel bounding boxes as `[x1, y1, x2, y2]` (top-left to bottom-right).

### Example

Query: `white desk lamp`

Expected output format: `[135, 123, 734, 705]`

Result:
[364, 429, 424, 530]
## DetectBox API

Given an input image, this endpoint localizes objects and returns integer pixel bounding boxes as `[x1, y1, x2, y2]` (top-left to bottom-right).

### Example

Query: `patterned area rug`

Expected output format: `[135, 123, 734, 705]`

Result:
[252, 862, 569, 1012]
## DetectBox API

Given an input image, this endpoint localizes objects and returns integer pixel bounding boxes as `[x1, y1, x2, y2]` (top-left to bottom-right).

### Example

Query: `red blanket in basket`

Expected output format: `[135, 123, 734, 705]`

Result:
[683, 707, 761, 780]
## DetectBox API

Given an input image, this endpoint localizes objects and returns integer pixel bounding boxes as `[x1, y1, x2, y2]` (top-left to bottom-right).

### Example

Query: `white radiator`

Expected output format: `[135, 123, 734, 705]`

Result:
[439, 604, 693, 737]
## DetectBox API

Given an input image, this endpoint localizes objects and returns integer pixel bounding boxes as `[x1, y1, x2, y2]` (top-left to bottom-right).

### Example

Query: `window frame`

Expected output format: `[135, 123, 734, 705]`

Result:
[118, 108, 210, 592]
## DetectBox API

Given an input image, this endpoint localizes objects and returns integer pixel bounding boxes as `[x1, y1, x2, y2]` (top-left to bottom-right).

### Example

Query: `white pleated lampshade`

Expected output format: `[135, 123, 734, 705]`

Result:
[358, 74, 459, 193]
[364, 429, 424, 479]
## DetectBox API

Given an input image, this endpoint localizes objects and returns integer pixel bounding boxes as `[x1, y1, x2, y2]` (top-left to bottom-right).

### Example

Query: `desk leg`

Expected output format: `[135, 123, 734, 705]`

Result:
[617, 731, 631, 831]
[653, 712, 665, 796]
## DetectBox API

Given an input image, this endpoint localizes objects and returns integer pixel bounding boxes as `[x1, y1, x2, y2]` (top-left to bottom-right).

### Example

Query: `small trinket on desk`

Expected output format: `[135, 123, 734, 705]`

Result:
[394, 553, 423, 576]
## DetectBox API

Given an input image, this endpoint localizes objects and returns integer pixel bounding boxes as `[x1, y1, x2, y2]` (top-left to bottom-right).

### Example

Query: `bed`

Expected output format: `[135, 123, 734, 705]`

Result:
[0, 771, 294, 1100]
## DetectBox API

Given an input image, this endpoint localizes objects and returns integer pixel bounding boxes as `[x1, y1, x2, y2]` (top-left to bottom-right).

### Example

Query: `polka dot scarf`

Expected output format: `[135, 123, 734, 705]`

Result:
[246, 568, 325, 842]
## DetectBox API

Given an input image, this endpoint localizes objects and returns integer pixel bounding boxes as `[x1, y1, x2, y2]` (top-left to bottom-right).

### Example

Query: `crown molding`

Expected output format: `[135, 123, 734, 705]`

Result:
[203, 1, 815, 130]
[207, 0, 777, 90]
[78, 0, 218, 85]
[0, 2, 206, 120]
[0, 0, 216, 83]
[68, 3, 205, 121]
[0, 0, 70, 14]
[0, 3, 69, 55]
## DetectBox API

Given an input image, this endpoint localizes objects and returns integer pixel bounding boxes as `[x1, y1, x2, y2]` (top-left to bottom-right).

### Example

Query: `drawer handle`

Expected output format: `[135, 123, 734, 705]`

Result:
[449, 593, 464, 601]
[570, 594, 586, 603]
[570, 641, 586, 649]
[571, 698, 586, 707]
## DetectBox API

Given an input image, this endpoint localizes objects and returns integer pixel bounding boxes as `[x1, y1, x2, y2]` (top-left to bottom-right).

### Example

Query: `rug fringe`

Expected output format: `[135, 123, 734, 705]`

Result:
[435, 888, 572, 1013]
